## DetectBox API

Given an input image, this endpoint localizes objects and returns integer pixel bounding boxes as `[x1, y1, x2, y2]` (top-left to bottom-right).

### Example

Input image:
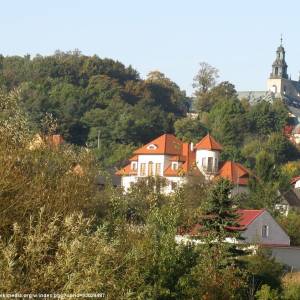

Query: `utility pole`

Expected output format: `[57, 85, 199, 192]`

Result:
[97, 130, 100, 149]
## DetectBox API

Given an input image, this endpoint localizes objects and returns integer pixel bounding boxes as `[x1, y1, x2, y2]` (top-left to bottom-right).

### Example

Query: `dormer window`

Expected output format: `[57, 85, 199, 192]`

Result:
[131, 162, 137, 171]
[147, 144, 158, 150]
[171, 162, 178, 170]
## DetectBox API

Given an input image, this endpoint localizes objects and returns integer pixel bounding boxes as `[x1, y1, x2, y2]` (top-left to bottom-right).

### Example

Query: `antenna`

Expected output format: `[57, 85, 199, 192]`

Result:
[280, 34, 283, 46]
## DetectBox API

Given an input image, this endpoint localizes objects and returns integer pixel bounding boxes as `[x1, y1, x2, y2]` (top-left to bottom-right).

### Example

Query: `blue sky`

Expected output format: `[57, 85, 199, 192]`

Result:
[1, 0, 300, 95]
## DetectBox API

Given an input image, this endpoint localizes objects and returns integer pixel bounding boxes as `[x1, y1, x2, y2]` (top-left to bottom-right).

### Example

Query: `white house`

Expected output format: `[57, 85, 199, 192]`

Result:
[116, 133, 251, 193]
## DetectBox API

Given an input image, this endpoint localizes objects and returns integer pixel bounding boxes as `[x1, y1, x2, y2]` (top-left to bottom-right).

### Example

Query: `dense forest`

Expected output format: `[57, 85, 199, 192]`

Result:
[0, 51, 190, 167]
[2, 53, 300, 298]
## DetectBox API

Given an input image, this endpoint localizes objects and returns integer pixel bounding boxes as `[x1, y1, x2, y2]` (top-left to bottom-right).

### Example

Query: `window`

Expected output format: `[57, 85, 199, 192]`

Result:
[148, 161, 153, 176]
[262, 225, 269, 238]
[275, 67, 278, 76]
[214, 158, 218, 172]
[207, 157, 213, 172]
[201, 157, 206, 167]
[171, 181, 177, 190]
[140, 163, 146, 176]
[131, 162, 137, 171]
[155, 163, 161, 175]
[146, 144, 157, 150]
[171, 162, 178, 170]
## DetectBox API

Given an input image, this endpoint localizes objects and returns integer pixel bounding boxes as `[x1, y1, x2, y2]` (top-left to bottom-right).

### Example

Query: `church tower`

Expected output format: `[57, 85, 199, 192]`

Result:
[270, 37, 288, 79]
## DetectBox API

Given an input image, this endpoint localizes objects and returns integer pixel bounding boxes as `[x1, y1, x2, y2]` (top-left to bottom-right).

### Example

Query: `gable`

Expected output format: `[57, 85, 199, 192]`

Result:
[242, 210, 290, 246]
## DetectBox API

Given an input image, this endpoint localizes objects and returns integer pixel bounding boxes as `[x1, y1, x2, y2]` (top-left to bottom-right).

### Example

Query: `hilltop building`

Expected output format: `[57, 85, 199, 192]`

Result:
[238, 38, 300, 120]
[116, 133, 250, 194]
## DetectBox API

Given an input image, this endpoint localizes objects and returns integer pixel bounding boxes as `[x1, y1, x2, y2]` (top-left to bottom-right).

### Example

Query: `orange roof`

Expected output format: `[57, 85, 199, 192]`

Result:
[195, 134, 222, 151]
[170, 155, 186, 162]
[129, 155, 138, 161]
[163, 143, 201, 177]
[134, 134, 183, 155]
[218, 161, 250, 185]
[115, 163, 137, 176]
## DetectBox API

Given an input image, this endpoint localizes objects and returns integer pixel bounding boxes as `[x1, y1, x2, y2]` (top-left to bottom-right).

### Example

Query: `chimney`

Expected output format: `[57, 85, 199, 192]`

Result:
[190, 142, 194, 151]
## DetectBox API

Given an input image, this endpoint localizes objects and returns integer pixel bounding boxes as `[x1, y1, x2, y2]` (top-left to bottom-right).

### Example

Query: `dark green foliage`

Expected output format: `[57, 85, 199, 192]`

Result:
[201, 178, 239, 237]
[0, 52, 189, 167]
[195, 80, 238, 112]
[207, 97, 246, 147]
[278, 211, 300, 246]
[242, 249, 285, 294]
[248, 100, 289, 136]
[174, 117, 207, 143]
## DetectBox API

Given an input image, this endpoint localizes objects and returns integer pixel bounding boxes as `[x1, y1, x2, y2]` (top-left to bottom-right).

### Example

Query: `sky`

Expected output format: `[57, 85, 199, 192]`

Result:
[1, 0, 300, 95]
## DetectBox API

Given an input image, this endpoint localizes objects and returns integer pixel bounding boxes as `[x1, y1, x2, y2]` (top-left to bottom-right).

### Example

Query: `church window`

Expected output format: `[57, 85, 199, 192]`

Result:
[275, 67, 278, 76]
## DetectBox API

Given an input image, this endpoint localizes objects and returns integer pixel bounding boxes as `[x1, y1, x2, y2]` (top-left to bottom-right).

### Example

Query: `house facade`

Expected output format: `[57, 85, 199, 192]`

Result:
[116, 133, 250, 193]
[236, 209, 290, 246]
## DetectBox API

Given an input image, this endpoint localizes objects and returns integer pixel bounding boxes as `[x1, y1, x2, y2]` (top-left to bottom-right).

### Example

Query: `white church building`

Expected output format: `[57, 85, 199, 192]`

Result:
[116, 133, 250, 194]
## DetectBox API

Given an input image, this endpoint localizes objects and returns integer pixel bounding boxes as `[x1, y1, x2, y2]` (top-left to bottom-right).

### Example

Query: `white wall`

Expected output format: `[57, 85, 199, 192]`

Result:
[196, 149, 219, 178]
[163, 176, 187, 194]
[295, 180, 300, 189]
[121, 176, 138, 191]
[138, 155, 166, 176]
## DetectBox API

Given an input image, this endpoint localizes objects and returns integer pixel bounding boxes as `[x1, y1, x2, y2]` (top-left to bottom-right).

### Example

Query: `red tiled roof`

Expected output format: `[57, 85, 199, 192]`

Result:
[218, 161, 250, 185]
[116, 134, 249, 183]
[163, 143, 201, 177]
[195, 134, 222, 151]
[129, 155, 138, 161]
[291, 176, 300, 185]
[235, 209, 265, 230]
[134, 134, 183, 155]
[115, 163, 137, 176]
[170, 155, 186, 162]
[181, 209, 266, 236]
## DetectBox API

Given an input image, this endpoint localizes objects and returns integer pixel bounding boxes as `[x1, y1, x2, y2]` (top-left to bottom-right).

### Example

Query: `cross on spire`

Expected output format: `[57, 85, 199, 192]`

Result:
[280, 34, 283, 46]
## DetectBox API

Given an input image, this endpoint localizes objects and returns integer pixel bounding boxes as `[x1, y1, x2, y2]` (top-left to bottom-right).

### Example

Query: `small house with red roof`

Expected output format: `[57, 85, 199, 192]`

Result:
[116, 133, 251, 194]
[235, 209, 290, 246]
[176, 209, 290, 247]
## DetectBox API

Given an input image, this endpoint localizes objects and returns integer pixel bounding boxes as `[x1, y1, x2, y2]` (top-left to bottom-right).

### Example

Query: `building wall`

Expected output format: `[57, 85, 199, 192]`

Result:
[138, 154, 166, 176]
[270, 247, 300, 271]
[295, 180, 300, 189]
[267, 78, 300, 100]
[242, 210, 290, 246]
[163, 176, 187, 194]
[121, 175, 186, 194]
[196, 149, 220, 178]
[231, 185, 249, 196]
[121, 176, 138, 191]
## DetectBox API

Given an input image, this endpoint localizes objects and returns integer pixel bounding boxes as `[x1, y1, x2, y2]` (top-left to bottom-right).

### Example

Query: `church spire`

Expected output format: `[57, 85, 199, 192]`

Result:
[270, 36, 288, 79]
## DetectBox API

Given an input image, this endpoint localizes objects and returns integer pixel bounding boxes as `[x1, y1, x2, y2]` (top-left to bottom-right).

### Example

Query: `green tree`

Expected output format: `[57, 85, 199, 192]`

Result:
[193, 62, 219, 94]
[174, 117, 207, 143]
